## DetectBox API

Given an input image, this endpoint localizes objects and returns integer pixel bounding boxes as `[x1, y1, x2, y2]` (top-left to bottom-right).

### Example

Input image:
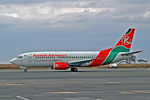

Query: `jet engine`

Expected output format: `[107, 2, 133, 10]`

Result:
[52, 62, 68, 70]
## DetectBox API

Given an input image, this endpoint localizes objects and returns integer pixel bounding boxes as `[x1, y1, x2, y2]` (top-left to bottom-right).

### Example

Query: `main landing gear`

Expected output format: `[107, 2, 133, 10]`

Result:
[71, 67, 78, 72]
[24, 68, 28, 72]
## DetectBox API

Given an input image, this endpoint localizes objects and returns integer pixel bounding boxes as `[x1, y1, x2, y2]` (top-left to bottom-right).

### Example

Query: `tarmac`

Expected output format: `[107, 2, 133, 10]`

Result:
[0, 68, 150, 100]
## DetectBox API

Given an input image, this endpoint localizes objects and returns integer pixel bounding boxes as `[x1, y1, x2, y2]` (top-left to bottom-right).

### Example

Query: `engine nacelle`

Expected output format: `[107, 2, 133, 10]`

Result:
[53, 62, 68, 70]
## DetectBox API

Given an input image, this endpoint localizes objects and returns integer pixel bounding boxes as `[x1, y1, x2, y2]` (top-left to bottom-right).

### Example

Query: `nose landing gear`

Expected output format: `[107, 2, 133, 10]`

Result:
[19, 66, 28, 72]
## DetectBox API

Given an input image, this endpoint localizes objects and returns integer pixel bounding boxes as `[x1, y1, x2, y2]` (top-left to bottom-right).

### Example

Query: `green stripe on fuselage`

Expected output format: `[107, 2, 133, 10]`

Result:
[102, 46, 130, 65]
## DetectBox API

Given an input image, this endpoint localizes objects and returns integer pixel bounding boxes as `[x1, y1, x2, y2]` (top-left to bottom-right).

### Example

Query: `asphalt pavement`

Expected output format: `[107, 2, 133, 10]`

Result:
[0, 68, 150, 100]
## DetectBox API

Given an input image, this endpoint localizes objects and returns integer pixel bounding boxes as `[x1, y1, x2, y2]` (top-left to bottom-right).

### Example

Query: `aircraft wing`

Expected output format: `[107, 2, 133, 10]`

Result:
[68, 59, 95, 66]
[121, 51, 142, 56]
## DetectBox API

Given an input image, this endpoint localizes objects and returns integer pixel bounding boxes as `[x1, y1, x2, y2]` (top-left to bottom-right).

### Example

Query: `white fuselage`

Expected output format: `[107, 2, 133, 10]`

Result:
[10, 51, 129, 68]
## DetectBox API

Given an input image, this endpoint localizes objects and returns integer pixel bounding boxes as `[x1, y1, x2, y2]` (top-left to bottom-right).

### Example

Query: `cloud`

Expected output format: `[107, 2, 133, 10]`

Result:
[3, 13, 19, 18]
[143, 11, 150, 18]
[0, 2, 115, 20]
[0, 0, 149, 27]
[0, 0, 149, 26]
[115, 0, 150, 4]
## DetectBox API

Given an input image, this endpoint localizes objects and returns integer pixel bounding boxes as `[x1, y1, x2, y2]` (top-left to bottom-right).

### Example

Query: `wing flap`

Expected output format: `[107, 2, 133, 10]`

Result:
[68, 59, 94, 66]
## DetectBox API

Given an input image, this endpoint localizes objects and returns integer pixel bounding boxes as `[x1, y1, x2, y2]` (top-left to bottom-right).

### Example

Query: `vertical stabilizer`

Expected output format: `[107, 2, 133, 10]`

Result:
[115, 28, 135, 51]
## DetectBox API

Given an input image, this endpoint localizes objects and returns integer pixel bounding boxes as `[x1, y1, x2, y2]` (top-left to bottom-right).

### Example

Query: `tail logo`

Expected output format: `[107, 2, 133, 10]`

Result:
[121, 36, 131, 45]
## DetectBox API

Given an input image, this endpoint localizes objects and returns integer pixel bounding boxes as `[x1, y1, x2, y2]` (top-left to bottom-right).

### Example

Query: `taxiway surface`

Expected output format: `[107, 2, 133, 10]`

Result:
[0, 68, 150, 100]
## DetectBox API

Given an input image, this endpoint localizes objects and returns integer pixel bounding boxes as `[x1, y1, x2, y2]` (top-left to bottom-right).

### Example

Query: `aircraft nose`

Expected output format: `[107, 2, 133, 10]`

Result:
[10, 58, 18, 65]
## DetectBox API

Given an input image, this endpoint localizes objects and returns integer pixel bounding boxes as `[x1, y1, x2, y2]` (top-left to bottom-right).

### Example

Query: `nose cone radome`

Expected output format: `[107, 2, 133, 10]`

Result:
[10, 58, 18, 65]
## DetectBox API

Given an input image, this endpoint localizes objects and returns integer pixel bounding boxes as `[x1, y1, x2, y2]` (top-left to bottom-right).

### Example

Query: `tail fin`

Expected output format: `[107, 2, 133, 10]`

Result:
[115, 28, 135, 51]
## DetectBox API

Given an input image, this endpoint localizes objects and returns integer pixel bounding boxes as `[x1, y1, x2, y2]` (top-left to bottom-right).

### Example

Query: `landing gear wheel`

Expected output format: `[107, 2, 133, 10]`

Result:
[71, 68, 78, 72]
[75, 68, 78, 72]
[24, 68, 28, 72]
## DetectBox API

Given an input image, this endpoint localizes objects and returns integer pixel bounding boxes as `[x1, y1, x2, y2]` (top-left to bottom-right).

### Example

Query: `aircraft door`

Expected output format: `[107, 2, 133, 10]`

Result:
[27, 54, 32, 62]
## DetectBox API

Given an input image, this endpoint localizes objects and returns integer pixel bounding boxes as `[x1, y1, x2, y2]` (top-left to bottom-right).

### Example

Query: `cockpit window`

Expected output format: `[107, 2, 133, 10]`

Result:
[17, 56, 23, 58]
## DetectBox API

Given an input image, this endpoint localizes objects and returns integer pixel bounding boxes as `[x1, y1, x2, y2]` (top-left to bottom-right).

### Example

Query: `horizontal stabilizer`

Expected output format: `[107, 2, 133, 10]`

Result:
[121, 51, 142, 56]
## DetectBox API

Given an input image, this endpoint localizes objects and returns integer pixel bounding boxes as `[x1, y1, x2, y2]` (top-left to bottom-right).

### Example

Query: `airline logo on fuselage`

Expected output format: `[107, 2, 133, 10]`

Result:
[33, 54, 67, 57]
[121, 35, 131, 45]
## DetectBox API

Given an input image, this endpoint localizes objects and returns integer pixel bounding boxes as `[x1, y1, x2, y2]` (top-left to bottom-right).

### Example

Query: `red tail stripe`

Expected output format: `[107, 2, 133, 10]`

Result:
[89, 48, 113, 66]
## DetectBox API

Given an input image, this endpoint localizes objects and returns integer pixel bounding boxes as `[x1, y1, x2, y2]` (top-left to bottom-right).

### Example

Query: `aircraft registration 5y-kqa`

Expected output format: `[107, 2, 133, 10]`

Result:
[10, 28, 141, 72]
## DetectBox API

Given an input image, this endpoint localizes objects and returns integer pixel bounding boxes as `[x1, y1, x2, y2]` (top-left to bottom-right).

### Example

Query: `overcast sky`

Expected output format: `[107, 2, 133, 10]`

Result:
[0, 0, 150, 63]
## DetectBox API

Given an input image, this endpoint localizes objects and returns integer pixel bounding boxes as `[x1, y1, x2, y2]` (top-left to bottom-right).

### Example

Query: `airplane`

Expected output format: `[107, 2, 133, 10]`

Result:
[10, 28, 141, 72]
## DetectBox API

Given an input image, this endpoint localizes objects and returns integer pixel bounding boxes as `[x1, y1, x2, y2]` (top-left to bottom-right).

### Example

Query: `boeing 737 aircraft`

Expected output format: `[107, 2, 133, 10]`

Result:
[10, 28, 141, 72]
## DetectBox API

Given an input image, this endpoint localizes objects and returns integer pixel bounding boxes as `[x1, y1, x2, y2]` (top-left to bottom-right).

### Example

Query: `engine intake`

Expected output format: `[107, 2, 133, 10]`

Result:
[53, 62, 68, 70]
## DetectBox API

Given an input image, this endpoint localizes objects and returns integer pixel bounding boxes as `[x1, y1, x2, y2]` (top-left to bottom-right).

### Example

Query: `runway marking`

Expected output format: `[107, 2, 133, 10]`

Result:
[134, 90, 150, 93]
[120, 90, 150, 94]
[44, 92, 78, 94]
[65, 97, 102, 100]
[96, 99, 102, 100]
[120, 91, 135, 94]
[6, 83, 21, 86]
[16, 96, 30, 100]
[105, 82, 120, 84]
[65, 97, 90, 100]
